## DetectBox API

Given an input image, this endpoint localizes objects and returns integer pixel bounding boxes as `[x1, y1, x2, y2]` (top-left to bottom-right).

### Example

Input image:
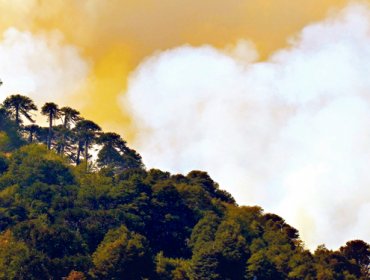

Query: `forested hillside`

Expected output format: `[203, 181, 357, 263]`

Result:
[0, 95, 369, 280]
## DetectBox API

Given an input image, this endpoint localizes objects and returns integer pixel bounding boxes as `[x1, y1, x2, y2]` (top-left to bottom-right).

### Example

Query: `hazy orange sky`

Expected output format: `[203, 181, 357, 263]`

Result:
[0, 0, 348, 137]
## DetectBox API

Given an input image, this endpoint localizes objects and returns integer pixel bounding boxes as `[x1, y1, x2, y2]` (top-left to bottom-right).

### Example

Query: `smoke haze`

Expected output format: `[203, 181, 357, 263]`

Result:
[0, 28, 89, 109]
[123, 3, 370, 249]
[0, 0, 347, 132]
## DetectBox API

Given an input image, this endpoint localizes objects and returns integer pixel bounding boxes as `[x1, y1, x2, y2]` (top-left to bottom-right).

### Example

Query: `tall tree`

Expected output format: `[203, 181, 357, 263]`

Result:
[97, 132, 144, 172]
[41, 102, 61, 150]
[24, 124, 41, 143]
[34, 126, 49, 146]
[74, 120, 101, 169]
[2, 94, 37, 126]
[53, 124, 79, 161]
[60, 107, 81, 129]
[52, 125, 68, 154]
[60, 107, 81, 154]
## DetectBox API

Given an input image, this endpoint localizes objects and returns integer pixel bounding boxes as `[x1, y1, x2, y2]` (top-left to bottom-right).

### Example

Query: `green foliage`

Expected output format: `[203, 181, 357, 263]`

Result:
[189, 246, 222, 280]
[0, 96, 368, 279]
[91, 225, 153, 279]
[155, 252, 190, 280]
[0, 144, 74, 188]
[0, 108, 24, 151]
[149, 182, 195, 257]
[213, 218, 248, 279]
[0, 153, 8, 174]
[97, 132, 144, 172]
[314, 245, 362, 280]
[340, 240, 370, 279]
[0, 230, 50, 280]
[187, 170, 236, 204]
[188, 212, 221, 251]
[246, 250, 285, 280]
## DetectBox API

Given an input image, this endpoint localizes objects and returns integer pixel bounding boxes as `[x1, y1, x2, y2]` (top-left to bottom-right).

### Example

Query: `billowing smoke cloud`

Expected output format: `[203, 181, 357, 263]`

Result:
[0, 0, 349, 130]
[0, 28, 89, 109]
[122, 3, 370, 249]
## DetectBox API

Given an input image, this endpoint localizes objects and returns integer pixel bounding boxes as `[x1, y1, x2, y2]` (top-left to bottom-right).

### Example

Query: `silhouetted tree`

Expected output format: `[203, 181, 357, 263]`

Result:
[41, 102, 61, 150]
[74, 120, 101, 169]
[60, 107, 81, 129]
[60, 107, 81, 154]
[97, 132, 144, 172]
[2, 94, 37, 126]
[34, 126, 49, 145]
[24, 124, 41, 143]
[52, 125, 76, 158]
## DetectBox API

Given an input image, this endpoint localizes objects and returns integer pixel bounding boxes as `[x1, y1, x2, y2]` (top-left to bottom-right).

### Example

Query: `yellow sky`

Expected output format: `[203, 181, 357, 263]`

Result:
[0, 0, 348, 139]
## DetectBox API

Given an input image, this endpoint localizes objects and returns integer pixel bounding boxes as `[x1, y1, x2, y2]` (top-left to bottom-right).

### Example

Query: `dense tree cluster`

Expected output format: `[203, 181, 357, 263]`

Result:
[0, 94, 143, 172]
[0, 95, 369, 279]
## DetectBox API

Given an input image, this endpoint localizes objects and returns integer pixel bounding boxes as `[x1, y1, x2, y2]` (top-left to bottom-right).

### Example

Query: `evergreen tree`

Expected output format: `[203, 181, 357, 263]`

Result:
[60, 107, 81, 155]
[97, 132, 144, 172]
[60, 107, 81, 129]
[41, 102, 61, 150]
[74, 120, 101, 169]
[2, 94, 37, 126]
[24, 124, 41, 143]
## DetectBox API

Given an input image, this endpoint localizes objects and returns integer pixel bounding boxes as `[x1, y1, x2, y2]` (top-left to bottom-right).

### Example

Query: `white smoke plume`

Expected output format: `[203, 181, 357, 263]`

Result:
[0, 28, 89, 109]
[122, 3, 370, 249]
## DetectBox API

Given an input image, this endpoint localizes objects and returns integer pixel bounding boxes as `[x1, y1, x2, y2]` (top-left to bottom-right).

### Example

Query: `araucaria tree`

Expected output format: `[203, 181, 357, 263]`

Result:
[2, 94, 37, 126]
[41, 102, 61, 150]
[24, 124, 41, 143]
[60, 107, 81, 154]
[74, 120, 101, 169]
[97, 132, 144, 172]
[60, 107, 81, 129]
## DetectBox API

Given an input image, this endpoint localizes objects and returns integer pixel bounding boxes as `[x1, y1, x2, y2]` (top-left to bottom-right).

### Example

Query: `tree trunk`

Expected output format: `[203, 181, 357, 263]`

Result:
[76, 141, 82, 165]
[84, 139, 89, 171]
[15, 106, 19, 126]
[63, 116, 68, 128]
[47, 113, 52, 150]
[29, 131, 33, 143]
[61, 117, 68, 155]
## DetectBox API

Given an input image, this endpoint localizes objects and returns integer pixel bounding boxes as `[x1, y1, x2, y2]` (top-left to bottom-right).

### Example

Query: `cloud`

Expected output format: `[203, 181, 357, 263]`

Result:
[122, 3, 370, 249]
[0, 28, 90, 109]
[0, 0, 348, 131]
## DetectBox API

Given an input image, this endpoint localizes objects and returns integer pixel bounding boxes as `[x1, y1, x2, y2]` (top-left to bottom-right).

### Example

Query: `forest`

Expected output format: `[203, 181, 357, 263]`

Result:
[0, 94, 369, 279]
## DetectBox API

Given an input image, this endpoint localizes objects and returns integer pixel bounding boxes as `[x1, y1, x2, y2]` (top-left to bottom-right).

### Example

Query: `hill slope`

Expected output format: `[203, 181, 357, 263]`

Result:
[0, 96, 368, 279]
